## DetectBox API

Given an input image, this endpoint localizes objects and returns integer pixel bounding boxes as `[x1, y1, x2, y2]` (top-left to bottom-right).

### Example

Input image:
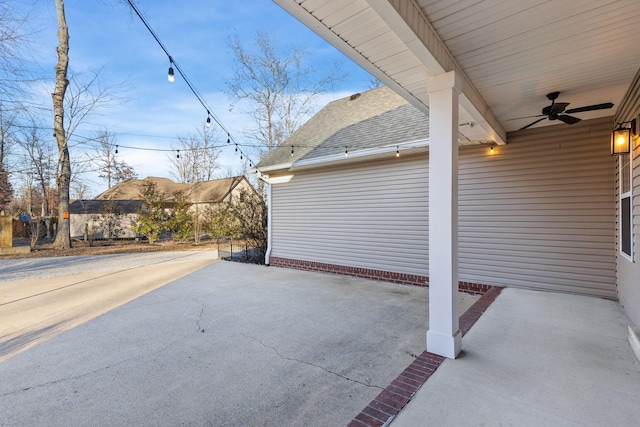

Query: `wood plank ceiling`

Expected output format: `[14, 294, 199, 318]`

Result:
[274, 0, 640, 144]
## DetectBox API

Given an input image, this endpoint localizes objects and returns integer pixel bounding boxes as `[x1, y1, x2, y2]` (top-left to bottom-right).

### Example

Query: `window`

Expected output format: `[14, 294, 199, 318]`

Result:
[620, 152, 633, 260]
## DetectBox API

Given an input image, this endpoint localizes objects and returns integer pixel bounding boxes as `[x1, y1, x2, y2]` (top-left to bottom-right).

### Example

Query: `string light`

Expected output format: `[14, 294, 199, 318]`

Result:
[396, 146, 400, 157]
[291, 145, 294, 157]
[176, 149, 180, 159]
[168, 58, 175, 83]
[126, 0, 260, 171]
[115, 145, 119, 154]
[345, 146, 348, 157]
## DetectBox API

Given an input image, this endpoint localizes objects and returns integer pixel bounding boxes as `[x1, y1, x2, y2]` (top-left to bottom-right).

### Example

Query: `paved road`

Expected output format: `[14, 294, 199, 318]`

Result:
[0, 250, 218, 283]
[0, 251, 218, 361]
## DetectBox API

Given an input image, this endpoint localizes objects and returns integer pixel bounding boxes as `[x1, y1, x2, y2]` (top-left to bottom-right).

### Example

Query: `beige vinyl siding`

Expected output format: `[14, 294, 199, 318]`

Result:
[271, 118, 616, 297]
[271, 156, 429, 276]
[615, 68, 640, 326]
[459, 117, 617, 297]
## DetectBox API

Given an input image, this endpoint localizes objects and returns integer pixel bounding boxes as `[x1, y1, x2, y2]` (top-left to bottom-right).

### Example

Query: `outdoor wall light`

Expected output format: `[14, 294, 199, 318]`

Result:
[611, 118, 635, 155]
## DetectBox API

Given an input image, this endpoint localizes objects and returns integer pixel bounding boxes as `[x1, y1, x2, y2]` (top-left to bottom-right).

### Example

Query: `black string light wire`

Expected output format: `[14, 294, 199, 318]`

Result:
[125, 0, 258, 170]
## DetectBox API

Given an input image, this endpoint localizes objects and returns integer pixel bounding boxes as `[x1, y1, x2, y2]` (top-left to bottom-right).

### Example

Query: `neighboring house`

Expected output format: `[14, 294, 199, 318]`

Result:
[69, 175, 257, 239]
[258, 87, 616, 298]
[68, 199, 142, 239]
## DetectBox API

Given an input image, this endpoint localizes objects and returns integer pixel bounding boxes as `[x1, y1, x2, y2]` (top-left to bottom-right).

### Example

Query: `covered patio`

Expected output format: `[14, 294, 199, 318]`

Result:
[272, 0, 640, 360]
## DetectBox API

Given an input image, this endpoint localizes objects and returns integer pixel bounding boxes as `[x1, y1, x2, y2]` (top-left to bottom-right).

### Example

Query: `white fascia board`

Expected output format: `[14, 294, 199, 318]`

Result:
[291, 139, 429, 170]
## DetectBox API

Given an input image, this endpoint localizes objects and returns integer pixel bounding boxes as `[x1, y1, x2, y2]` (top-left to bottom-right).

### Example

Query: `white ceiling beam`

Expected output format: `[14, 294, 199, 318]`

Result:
[370, 0, 505, 144]
[274, 0, 506, 144]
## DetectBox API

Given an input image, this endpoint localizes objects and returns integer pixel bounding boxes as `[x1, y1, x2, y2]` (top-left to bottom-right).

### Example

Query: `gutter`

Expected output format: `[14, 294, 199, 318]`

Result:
[291, 139, 429, 170]
[264, 179, 273, 266]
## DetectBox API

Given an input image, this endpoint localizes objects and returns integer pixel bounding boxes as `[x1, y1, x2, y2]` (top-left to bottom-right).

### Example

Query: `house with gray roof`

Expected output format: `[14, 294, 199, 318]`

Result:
[69, 175, 258, 240]
[257, 86, 616, 299]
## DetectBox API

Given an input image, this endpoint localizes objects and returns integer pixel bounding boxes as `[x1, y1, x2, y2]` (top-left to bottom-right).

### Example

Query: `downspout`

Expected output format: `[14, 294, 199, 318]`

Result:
[265, 180, 272, 265]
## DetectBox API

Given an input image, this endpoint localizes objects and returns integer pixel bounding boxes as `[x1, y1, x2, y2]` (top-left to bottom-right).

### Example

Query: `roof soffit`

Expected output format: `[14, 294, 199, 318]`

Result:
[274, 0, 506, 144]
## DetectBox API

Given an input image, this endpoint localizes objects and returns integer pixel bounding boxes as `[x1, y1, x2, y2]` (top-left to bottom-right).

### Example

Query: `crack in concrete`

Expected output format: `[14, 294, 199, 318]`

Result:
[196, 304, 206, 333]
[241, 333, 383, 390]
[0, 341, 178, 398]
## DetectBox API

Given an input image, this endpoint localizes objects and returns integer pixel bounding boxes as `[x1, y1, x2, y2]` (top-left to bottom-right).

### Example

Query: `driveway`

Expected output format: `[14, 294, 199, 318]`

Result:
[0, 259, 478, 426]
[0, 251, 218, 362]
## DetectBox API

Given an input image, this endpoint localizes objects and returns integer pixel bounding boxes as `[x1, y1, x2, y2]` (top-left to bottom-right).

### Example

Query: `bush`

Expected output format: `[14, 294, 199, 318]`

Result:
[167, 190, 194, 242]
[132, 181, 167, 244]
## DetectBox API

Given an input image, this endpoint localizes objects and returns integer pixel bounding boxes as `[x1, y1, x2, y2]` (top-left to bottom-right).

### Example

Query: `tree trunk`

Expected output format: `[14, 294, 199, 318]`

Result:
[52, 0, 71, 249]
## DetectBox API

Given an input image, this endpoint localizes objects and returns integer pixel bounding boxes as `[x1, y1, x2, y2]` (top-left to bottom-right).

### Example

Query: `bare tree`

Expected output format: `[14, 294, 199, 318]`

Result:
[0, 0, 33, 212]
[0, 103, 19, 211]
[51, 2, 117, 248]
[52, 0, 71, 249]
[71, 180, 91, 200]
[226, 31, 342, 155]
[64, 71, 115, 146]
[18, 123, 55, 217]
[0, 0, 32, 112]
[368, 77, 384, 89]
[168, 126, 221, 184]
[90, 129, 137, 189]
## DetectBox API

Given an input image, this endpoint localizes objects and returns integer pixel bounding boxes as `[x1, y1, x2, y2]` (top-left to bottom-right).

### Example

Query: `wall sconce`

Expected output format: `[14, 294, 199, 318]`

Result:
[611, 118, 635, 155]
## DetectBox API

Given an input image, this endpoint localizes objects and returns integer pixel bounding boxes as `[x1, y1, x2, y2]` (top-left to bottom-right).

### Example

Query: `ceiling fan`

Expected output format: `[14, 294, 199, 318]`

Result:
[516, 92, 613, 131]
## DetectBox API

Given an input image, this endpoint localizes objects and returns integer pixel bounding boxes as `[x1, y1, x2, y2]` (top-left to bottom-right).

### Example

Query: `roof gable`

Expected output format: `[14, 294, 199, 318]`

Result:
[95, 176, 250, 203]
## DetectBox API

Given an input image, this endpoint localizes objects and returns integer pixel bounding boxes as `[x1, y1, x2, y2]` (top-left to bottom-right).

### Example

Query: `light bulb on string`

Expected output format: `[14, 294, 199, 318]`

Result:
[115, 145, 119, 154]
[168, 57, 175, 83]
[206, 111, 211, 128]
[396, 146, 400, 157]
[235, 145, 238, 152]
[291, 145, 294, 157]
[227, 134, 230, 144]
[176, 149, 180, 159]
[345, 146, 348, 157]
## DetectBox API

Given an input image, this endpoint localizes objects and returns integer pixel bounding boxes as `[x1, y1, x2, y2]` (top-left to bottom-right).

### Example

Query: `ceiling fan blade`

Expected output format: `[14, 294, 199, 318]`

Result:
[506, 114, 544, 121]
[557, 114, 581, 125]
[519, 117, 547, 131]
[564, 102, 614, 114]
[549, 102, 569, 114]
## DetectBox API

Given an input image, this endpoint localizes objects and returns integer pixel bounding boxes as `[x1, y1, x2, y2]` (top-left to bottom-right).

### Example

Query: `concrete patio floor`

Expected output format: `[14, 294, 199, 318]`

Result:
[0, 260, 478, 426]
[2, 259, 638, 426]
[391, 288, 640, 427]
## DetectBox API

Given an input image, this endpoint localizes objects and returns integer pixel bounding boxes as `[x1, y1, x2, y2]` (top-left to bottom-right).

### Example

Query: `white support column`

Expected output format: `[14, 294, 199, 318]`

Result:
[426, 71, 462, 359]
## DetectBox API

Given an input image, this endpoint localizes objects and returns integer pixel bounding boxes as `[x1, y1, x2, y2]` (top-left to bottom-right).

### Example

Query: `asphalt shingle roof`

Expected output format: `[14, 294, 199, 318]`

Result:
[94, 176, 246, 204]
[257, 86, 429, 169]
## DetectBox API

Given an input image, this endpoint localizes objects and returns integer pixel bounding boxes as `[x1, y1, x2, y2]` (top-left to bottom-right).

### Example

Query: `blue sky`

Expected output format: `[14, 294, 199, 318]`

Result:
[14, 0, 373, 196]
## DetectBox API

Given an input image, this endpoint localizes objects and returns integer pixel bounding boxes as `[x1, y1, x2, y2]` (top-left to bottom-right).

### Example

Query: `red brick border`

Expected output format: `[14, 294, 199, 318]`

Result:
[348, 286, 504, 427]
[269, 257, 492, 295]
